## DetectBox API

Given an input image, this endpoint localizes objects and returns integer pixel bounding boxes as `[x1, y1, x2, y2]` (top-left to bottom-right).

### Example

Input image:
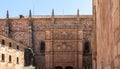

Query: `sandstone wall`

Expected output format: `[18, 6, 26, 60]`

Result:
[94, 0, 120, 69]
[0, 34, 26, 69]
[0, 15, 92, 69]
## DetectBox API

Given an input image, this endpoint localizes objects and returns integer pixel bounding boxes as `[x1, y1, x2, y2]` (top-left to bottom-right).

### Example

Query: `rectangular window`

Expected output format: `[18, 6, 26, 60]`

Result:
[9, 42, 12, 47]
[17, 57, 19, 64]
[2, 54, 5, 62]
[9, 55, 11, 63]
[17, 45, 19, 49]
[2, 39, 5, 45]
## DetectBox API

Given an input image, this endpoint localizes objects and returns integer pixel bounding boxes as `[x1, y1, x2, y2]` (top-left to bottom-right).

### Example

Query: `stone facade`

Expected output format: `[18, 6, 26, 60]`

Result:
[0, 34, 26, 69]
[93, 0, 120, 69]
[0, 10, 92, 69]
[0, 0, 119, 69]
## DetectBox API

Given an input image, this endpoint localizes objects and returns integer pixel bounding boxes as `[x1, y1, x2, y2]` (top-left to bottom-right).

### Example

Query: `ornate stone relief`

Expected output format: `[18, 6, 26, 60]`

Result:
[45, 31, 51, 39]
[78, 31, 83, 39]
[53, 29, 77, 40]
[53, 41, 75, 51]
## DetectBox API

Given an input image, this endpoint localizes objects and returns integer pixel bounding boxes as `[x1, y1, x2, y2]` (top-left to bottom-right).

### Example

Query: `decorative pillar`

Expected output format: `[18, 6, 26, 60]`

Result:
[77, 9, 80, 23]
[28, 10, 36, 67]
[76, 9, 80, 69]
[51, 9, 55, 69]
[6, 10, 12, 38]
[28, 10, 35, 52]
[92, 3, 97, 69]
[52, 9, 55, 24]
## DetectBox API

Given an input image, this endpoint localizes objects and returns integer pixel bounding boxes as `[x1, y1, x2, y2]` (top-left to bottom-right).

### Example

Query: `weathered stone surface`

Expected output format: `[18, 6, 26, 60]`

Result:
[93, 0, 120, 69]
[0, 34, 27, 69]
[0, 15, 92, 69]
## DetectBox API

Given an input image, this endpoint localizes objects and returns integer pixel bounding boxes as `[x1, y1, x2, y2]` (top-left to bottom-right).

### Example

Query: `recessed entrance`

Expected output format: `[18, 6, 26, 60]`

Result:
[65, 66, 73, 69]
[55, 66, 63, 69]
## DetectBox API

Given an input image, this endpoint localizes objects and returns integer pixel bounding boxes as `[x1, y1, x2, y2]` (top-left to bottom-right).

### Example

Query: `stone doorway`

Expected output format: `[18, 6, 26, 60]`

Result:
[65, 66, 73, 69]
[55, 66, 63, 69]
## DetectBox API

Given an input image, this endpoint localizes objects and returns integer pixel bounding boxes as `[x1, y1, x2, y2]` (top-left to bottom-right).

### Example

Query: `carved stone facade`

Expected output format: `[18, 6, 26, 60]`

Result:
[0, 0, 119, 69]
[0, 10, 92, 69]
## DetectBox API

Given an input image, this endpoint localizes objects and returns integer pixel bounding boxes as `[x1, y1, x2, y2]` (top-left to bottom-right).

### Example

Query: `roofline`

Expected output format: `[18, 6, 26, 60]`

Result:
[0, 15, 92, 19]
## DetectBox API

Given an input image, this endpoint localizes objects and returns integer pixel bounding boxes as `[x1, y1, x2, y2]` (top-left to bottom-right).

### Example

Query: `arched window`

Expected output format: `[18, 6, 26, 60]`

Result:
[40, 41, 45, 53]
[84, 41, 90, 53]
[1, 39, 5, 45]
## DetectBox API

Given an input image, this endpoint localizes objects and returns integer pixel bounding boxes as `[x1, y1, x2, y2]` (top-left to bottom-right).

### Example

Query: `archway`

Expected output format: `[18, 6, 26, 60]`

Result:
[65, 66, 73, 69]
[55, 66, 63, 69]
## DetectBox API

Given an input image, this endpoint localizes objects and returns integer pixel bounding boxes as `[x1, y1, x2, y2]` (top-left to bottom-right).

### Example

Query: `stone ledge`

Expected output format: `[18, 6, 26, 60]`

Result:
[23, 65, 35, 69]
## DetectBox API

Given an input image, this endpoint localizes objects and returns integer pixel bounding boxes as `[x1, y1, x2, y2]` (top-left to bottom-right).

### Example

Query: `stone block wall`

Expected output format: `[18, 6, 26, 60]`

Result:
[0, 15, 92, 69]
[0, 34, 26, 69]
